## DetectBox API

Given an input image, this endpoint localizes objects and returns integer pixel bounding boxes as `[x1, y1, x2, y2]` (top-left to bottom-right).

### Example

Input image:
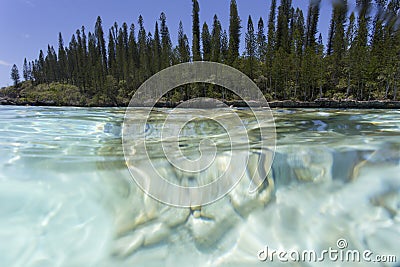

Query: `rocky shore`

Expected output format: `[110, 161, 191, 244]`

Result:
[0, 96, 56, 106]
[267, 99, 400, 109]
[0, 97, 16, 105]
[1, 95, 400, 109]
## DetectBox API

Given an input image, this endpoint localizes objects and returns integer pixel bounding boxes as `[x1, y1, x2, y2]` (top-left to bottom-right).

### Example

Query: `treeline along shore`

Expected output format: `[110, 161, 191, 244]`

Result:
[2, 0, 400, 107]
[1, 83, 399, 109]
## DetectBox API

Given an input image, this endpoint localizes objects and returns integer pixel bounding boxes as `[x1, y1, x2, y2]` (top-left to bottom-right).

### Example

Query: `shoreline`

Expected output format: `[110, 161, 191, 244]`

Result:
[1, 96, 400, 109]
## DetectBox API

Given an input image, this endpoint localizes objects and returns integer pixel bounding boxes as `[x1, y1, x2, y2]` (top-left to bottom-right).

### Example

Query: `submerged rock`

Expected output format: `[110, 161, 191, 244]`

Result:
[98, 149, 275, 257]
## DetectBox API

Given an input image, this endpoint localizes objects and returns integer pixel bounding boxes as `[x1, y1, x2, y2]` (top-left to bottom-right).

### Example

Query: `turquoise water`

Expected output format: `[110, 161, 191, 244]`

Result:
[0, 106, 399, 267]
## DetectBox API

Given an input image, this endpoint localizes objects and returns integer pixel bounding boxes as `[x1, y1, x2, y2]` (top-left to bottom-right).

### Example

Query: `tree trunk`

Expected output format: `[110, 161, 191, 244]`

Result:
[284, 76, 288, 99]
[368, 85, 371, 101]
[385, 78, 390, 99]
[319, 85, 322, 99]
[346, 72, 351, 97]
[311, 84, 314, 100]
[269, 75, 272, 91]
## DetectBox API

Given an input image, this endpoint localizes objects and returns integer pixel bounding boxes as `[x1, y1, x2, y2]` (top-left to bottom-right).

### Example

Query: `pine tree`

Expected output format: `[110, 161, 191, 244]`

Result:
[32, 60, 38, 83]
[344, 12, 356, 97]
[23, 58, 29, 81]
[27, 62, 32, 81]
[92, 16, 106, 96]
[353, 0, 372, 99]
[327, 0, 347, 56]
[122, 23, 130, 80]
[128, 23, 139, 91]
[201, 22, 211, 61]
[80, 26, 88, 89]
[178, 21, 191, 63]
[332, 0, 347, 61]
[138, 15, 150, 81]
[291, 8, 305, 98]
[95, 16, 107, 76]
[302, 0, 323, 103]
[245, 15, 257, 79]
[305, 0, 321, 49]
[128, 23, 139, 69]
[227, 0, 241, 65]
[266, 0, 277, 54]
[316, 33, 325, 98]
[369, 0, 387, 98]
[153, 22, 161, 72]
[356, 0, 372, 48]
[116, 27, 125, 81]
[221, 30, 229, 63]
[160, 12, 172, 69]
[177, 21, 191, 99]
[58, 32, 67, 83]
[327, 0, 348, 88]
[75, 29, 84, 88]
[67, 35, 78, 85]
[11, 64, 20, 87]
[45, 45, 58, 83]
[273, 0, 293, 98]
[291, 8, 305, 57]
[108, 29, 117, 78]
[288, 7, 295, 49]
[266, 0, 277, 90]
[192, 0, 201, 61]
[211, 15, 222, 62]
[384, 0, 400, 99]
[87, 32, 100, 96]
[38, 49, 45, 84]
[256, 17, 267, 62]
[276, 0, 292, 52]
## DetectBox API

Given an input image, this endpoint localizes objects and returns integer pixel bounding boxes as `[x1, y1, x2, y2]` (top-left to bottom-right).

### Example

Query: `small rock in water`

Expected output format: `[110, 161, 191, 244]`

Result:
[193, 210, 201, 218]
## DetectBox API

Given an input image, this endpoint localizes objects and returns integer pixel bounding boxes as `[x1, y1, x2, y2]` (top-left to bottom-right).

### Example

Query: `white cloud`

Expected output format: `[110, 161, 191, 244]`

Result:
[0, 60, 12, 67]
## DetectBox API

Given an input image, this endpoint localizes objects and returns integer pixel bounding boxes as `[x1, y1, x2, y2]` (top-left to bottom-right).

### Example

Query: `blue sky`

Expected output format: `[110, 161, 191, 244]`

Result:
[0, 0, 356, 87]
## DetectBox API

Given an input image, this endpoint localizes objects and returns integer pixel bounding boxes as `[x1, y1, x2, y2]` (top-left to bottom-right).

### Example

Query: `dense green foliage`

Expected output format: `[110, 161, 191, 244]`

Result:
[11, 0, 400, 105]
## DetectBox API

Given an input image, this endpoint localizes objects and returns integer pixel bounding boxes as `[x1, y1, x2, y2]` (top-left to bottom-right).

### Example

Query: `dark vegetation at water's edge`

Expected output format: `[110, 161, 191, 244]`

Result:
[1, 81, 399, 108]
[2, 0, 400, 107]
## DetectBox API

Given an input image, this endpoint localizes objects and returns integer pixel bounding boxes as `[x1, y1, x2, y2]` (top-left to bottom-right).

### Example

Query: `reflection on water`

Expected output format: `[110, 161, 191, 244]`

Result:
[0, 106, 399, 267]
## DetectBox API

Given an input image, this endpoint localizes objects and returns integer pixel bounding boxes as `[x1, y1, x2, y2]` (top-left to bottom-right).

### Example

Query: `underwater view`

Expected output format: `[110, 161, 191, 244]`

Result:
[0, 106, 399, 267]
